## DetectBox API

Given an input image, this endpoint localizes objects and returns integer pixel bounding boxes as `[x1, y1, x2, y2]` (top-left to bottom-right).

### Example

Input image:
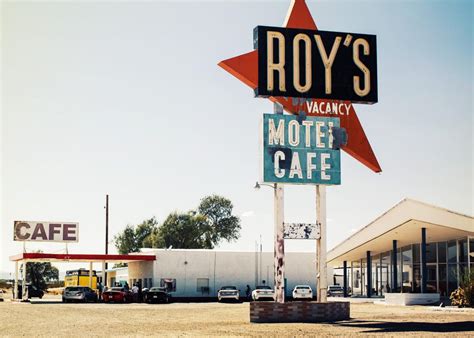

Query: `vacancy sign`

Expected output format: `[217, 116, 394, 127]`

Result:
[262, 114, 340, 185]
[14, 221, 79, 242]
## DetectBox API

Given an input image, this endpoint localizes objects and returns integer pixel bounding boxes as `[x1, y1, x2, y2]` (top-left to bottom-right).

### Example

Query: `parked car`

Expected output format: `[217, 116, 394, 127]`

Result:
[144, 287, 170, 304]
[292, 285, 313, 300]
[62, 286, 98, 303]
[327, 285, 344, 297]
[102, 287, 133, 303]
[217, 286, 240, 302]
[252, 286, 274, 301]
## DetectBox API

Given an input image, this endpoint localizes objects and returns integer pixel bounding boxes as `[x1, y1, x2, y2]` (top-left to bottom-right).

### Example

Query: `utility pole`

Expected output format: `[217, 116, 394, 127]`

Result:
[105, 194, 109, 284]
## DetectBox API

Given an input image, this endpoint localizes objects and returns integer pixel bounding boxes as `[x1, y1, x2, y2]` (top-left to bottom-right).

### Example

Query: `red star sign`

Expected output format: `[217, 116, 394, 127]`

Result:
[218, 0, 381, 173]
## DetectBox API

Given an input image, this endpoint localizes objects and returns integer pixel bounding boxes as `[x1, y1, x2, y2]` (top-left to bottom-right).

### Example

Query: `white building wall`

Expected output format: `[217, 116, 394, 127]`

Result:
[128, 249, 319, 298]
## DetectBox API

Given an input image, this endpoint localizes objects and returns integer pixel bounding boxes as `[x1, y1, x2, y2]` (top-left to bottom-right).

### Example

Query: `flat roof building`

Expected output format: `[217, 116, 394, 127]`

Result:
[124, 250, 323, 299]
[327, 199, 473, 303]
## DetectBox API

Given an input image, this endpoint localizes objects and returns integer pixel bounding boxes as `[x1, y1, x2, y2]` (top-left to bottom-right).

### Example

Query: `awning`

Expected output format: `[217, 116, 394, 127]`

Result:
[9, 252, 156, 263]
[327, 198, 473, 266]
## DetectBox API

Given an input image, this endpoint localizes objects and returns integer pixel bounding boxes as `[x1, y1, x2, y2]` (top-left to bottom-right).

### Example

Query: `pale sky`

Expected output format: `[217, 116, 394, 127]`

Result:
[1, 0, 473, 275]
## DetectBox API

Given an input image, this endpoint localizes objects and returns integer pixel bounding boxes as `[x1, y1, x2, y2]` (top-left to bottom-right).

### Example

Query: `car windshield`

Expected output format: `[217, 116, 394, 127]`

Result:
[256, 286, 272, 290]
[149, 287, 165, 292]
[329, 286, 342, 290]
[66, 287, 84, 292]
[220, 286, 237, 290]
[110, 287, 124, 291]
[296, 286, 310, 289]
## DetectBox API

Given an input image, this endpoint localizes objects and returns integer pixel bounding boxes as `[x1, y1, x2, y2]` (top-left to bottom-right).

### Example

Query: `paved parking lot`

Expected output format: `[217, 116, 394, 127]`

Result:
[0, 299, 473, 336]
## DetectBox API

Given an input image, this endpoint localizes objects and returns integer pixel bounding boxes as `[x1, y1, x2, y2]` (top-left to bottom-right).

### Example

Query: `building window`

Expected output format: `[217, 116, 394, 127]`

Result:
[438, 242, 447, 263]
[148, 278, 153, 288]
[448, 264, 458, 294]
[160, 278, 176, 292]
[459, 239, 468, 263]
[426, 243, 437, 263]
[402, 246, 413, 293]
[447, 241, 457, 263]
[381, 251, 391, 293]
[196, 278, 210, 294]
[413, 244, 420, 264]
[438, 264, 447, 297]
[426, 265, 437, 293]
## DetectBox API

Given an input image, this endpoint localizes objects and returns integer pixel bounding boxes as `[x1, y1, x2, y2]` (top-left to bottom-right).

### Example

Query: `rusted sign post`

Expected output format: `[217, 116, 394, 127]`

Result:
[316, 185, 327, 303]
[219, 0, 379, 322]
[273, 183, 285, 303]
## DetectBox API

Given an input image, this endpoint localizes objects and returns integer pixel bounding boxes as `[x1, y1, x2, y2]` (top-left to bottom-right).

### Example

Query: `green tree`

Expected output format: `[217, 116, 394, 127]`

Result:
[153, 212, 210, 249]
[114, 217, 159, 254]
[115, 195, 241, 251]
[149, 195, 241, 249]
[197, 195, 241, 246]
[26, 261, 59, 291]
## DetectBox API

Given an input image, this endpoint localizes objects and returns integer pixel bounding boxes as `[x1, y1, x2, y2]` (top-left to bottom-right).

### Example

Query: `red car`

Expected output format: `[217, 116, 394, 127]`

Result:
[102, 287, 133, 303]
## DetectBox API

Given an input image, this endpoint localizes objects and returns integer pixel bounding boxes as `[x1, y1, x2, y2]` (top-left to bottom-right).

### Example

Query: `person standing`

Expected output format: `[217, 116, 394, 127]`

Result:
[131, 283, 139, 302]
[97, 281, 103, 302]
[245, 285, 252, 301]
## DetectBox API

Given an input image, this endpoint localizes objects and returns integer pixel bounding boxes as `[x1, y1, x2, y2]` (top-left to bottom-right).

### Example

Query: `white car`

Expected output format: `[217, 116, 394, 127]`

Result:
[217, 286, 239, 302]
[251, 285, 274, 301]
[292, 285, 313, 300]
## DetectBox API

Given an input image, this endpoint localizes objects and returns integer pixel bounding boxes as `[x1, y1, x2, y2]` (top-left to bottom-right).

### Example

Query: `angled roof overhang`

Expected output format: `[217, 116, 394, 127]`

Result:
[327, 199, 474, 266]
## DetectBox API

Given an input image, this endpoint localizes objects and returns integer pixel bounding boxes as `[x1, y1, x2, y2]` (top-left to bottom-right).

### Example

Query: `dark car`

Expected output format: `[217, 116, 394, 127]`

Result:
[144, 287, 170, 303]
[327, 285, 344, 297]
[102, 287, 133, 303]
[17, 284, 44, 299]
[63, 286, 98, 303]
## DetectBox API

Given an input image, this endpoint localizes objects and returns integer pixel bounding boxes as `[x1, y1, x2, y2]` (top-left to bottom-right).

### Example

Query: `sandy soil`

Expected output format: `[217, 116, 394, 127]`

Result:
[0, 299, 473, 337]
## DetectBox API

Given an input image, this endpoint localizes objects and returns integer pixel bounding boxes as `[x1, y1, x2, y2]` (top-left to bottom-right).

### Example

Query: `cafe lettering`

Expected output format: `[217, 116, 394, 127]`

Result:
[262, 114, 341, 185]
[13, 221, 79, 242]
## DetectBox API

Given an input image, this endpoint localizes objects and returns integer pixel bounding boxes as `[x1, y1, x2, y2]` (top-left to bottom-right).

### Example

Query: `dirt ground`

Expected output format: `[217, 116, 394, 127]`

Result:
[0, 298, 473, 337]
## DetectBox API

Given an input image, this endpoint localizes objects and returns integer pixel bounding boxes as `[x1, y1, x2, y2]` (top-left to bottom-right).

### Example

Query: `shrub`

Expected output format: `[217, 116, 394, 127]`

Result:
[450, 270, 474, 307]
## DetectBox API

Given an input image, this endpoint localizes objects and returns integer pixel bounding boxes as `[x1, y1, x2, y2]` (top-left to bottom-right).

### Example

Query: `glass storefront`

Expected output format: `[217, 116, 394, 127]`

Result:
[348, 236, 471, 297]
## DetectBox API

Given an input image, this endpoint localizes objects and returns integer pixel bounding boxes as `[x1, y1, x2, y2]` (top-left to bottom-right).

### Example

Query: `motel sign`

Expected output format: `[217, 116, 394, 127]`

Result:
[262, 114, 341, 185]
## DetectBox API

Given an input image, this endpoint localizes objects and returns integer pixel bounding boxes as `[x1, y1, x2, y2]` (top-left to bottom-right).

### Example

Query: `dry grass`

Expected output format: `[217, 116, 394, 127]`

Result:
[0, 299, 473, 336]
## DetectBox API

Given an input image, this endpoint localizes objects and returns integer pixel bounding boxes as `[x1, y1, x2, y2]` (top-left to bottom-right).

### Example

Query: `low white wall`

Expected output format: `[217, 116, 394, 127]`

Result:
[384, 293, 440, 305]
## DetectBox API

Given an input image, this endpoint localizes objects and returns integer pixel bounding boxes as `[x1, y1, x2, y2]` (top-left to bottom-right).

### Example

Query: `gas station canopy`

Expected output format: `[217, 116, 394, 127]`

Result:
[10, 252, 156, 263]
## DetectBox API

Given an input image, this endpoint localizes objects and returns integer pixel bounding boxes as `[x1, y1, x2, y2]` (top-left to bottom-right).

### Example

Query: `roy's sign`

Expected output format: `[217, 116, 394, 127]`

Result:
[254, 26, 377, 103]
[14, 221, 79, 242]
[262, 114, 341, 185]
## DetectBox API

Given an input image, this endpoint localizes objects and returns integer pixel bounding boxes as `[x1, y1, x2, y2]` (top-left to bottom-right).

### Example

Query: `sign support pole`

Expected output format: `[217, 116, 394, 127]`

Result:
[316, 185, 327, 303]
[274, 183, 285, 303]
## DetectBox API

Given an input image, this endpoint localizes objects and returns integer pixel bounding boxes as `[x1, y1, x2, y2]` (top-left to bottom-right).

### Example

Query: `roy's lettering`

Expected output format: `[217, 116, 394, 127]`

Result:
[254, 26, 377, 103]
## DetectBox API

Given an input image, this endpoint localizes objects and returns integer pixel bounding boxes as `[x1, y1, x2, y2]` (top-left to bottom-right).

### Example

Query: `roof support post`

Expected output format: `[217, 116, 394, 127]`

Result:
[343, 260, 348, 297]
[392, 240, 398, 293]
[421, 227, 427, 293]
[89, 262, 93, 288]
[366, 251, 372, 298]
[102, 261, 106, 287]
[21, 261, 26, 301]
[14, 261, 19, 299]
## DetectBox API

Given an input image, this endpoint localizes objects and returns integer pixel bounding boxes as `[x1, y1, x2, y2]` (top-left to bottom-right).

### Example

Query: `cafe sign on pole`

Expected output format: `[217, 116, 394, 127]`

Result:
[262, 114, 341, 185]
